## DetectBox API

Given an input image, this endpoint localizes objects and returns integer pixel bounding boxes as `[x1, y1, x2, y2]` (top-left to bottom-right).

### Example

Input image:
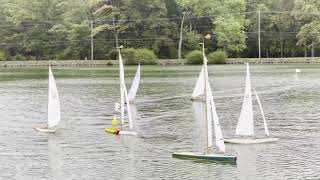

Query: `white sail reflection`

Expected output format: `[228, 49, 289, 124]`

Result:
[48, 134, 64, 179]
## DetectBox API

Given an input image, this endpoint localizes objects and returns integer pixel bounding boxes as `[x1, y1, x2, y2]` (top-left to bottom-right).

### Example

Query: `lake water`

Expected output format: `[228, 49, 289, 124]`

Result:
[0, 64, 319, 180]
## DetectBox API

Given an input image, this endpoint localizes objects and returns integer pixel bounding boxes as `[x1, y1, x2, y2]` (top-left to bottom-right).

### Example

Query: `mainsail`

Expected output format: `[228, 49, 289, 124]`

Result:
[254, 89, 269, 136]
[236, 63, 254, 136]
[203, 54, 225, 153]
[118, 48, 133, 129]
[47, 66, 61, 128]
[192, 66, 205, 99]
[128, 64, 141, 102]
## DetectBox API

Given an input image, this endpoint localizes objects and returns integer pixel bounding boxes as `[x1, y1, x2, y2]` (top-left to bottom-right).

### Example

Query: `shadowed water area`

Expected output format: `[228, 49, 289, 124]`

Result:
[0, 64, 319, 179]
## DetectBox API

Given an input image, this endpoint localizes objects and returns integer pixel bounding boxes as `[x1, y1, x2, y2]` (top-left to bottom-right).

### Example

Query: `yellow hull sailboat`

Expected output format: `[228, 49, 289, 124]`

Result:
[105, 46, 137, 136]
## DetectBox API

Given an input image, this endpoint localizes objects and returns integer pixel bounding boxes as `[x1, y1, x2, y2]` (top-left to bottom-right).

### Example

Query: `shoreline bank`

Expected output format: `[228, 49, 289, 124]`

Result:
[0, 57, 319, 67]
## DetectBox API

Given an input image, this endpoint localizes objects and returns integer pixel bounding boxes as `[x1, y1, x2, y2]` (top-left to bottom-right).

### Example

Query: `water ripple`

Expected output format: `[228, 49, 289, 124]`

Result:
[0, 65, 319, 179]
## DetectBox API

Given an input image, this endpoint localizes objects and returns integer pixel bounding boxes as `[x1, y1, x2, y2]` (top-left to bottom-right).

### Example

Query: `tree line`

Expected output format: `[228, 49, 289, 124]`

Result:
[0, 0, 319, 61]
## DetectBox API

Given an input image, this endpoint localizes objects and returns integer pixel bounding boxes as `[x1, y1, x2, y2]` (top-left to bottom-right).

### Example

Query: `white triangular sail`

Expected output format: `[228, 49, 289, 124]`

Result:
[118, 49, 133, 129]
[254, 89, 269, 136]
[47, 67, 61, 128]
[203, 54, 225, 153]
[192, 66, 205, 99]
[206, 82, 225, 153]
[128, 64, 141, 102]
[236, 63, 254, 137]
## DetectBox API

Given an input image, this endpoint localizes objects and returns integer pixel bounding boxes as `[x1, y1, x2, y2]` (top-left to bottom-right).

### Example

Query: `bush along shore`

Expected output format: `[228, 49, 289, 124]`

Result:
[0, 57, 319, 68]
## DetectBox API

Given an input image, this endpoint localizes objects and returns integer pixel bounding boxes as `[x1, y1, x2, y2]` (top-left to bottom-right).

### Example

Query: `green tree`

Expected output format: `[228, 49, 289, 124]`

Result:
[293, 0, 320, 56]
[215, 16, 246, 54]
[3, 0, 71, 59]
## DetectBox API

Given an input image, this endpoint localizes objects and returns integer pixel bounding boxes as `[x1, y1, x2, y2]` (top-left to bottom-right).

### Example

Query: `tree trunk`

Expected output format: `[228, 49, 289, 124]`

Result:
[304, 46, 307, 57]
[36, 48, 40, 60]
[178, 13, 186, 60]
[280, 31, 283, 58]
[91, 20, 94, 60]
[113, 18, 119, 48]
[311, 41, 315, 58]
[189, 17, 192, 32]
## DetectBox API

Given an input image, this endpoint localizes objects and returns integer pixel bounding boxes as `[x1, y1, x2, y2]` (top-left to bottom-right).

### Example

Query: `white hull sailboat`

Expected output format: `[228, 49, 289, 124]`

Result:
[105, 46, 137, 136]
[224, 63, 278, 144]
[173, 44, 236, 162]
[35, 128, 57, 133]
[224, 138, 278, 144]
[128, 64, 141, 103]
[34, 66, 61, 133]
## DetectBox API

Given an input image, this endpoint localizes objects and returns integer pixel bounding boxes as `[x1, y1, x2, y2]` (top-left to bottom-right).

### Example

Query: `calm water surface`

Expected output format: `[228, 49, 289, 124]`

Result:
[0, 64, 319, 180]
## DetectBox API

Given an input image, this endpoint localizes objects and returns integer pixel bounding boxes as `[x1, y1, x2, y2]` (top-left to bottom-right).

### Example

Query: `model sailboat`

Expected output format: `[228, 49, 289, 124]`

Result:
[191, 66, 205, 101]
[34, 66, 61, 133]
[295, 68, 301, 79]
[224, 63, 278, 144]
[128, 64, 141, 102]
[105, 46, 137, 136]
[173, 44, 236, 162]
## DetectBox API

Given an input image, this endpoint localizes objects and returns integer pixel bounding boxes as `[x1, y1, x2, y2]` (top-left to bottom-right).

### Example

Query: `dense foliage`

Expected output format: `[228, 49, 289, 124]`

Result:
[134, 49, 157, 65]
[208, 50, 227, 64]
[122, 48, 137, 65]
[122, 48, 157, 65]
[186, 50, 203, 64]
[0, 0, 319, 60]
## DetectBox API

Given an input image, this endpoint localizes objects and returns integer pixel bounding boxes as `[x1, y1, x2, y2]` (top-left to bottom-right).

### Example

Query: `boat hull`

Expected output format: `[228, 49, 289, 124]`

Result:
[104, 128, 137, 136]
[118, 130, 137, 136]
[191, 96, 205, 102]
[105, 128, 120, 135]
[224, 138, 278, 144]
[172, 152, 236, 162]
[34, 127, 56, 133]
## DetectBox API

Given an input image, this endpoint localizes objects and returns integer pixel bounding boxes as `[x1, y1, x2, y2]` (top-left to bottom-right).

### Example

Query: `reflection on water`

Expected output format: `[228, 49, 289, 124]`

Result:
[0, 65, 319, 179]
[48, 134, 64, 179]
[236, 145, 257, 180]
[192, 101, 206, 150]
[130, 103, 139, 132]
[118, 136, 138, 180]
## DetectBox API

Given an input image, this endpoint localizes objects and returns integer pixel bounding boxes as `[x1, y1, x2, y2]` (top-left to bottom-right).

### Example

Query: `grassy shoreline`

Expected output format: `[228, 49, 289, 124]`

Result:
[0, 57, 319, 67]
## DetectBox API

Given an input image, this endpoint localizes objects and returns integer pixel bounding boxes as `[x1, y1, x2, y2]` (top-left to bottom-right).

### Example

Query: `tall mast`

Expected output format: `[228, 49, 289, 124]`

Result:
[200, 43, 210, 152]
[118, 45, 125, 128]
[258, 10, 261, 60]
